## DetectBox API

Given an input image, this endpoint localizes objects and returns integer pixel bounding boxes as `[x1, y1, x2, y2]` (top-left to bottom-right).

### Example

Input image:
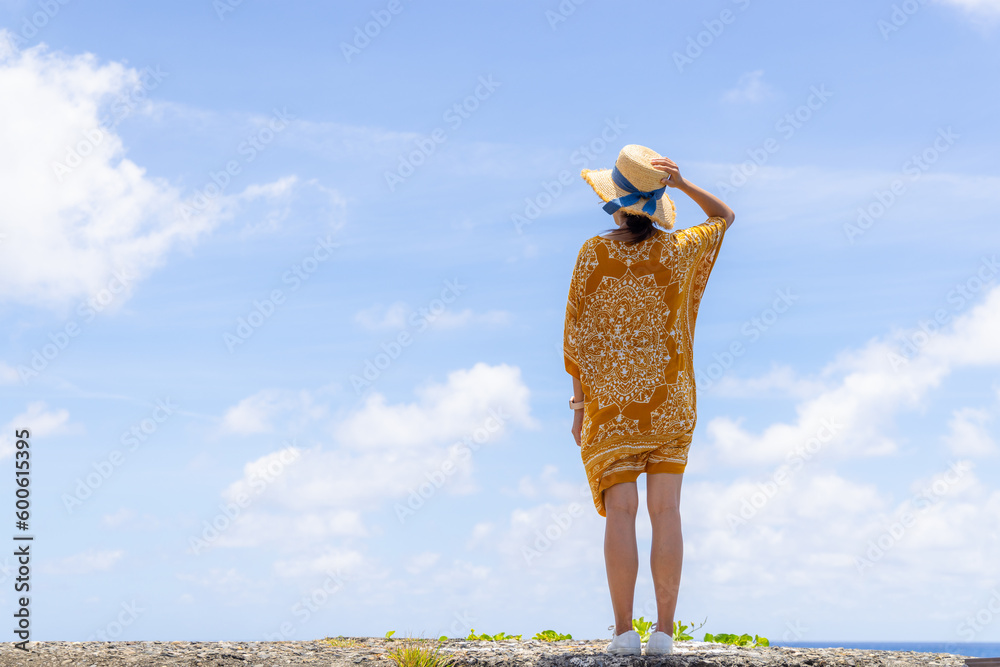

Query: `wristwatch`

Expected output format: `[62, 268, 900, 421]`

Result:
[569, 396, 585, 410]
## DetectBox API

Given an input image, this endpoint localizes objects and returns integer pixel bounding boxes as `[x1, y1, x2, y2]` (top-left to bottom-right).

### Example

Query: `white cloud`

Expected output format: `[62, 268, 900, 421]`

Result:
[38, 548, 124, 575]
[8, 400, 75, 435]
[465, 521, 495, 550]
[722, 70, 772, 104]
[198, 506, 369, 552]
[427, 308, 512, 329]
[175, 567, 270, 605]
[705, 283, 1000, 465]
[709, 363, 829, 399]
[0, 33, 300, 313]
[353, 302, 511, 331]
[102, 508, 136, 528]
[403, 551, 441, 575]
[99, 507, 163, 530]
[209, 362, 538, 551]
[334, 361, 538, 450]
[272, 547, 366, 579]
[511, 475, 538, 498]
[922, 282, 1000, 365]
[220, 388, 329, 435]
[495, 499, 604, 575]
[0, 401, 79, 459]
[427, 559, 492, 584]
[354, 301, 410, 330]
[520, 464, 589, 501]
[934, 0, 1000, 17]
[943, 406, 997, 457]
[679, 458, 998, 606]
[0, 361, 18, 384]
[687, 162, 1000, 242]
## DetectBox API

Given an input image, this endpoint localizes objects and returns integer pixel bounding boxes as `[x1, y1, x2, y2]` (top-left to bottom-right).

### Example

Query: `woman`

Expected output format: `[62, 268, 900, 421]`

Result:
[563, 144, 734, 657]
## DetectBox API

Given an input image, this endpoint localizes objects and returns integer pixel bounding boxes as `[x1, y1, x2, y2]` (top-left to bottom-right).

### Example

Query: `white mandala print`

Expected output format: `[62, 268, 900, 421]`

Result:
[579, 271, 672, 410]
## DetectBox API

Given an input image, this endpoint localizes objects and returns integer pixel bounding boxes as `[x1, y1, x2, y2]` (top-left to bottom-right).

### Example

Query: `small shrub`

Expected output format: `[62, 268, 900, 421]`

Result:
[532, 630, 573, 641]
[324, 636, 363, 648]
[632, 617, 653, 643]
[673, 618, 707, 641]
[704, 632, 769, 647]
[466, 629, 522, 641]
[386, 639, 456, 667]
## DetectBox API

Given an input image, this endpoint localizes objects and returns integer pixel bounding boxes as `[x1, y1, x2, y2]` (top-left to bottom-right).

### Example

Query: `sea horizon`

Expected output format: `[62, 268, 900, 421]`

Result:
[776, 641, 1000, 658]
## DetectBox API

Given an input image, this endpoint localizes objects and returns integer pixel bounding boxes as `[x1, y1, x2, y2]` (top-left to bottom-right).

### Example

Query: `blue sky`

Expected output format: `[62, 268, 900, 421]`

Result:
[1, 0, 999, 645]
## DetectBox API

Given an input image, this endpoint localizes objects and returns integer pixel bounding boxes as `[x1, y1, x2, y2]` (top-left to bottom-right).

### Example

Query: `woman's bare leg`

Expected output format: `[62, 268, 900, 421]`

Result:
[603, 480, 639, 636]
[647, 472, 683, 636]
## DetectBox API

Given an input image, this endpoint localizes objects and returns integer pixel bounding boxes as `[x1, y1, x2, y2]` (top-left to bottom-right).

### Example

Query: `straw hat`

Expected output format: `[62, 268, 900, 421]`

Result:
[581, 144, 676, 228]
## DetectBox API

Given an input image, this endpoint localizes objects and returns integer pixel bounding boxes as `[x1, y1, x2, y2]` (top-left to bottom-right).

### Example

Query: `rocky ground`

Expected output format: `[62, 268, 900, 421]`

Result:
[0, 637, 978, 666]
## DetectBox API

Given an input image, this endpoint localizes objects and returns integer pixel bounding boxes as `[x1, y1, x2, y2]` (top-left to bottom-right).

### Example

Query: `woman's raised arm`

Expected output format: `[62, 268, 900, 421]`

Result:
[650, 157, 735, 229]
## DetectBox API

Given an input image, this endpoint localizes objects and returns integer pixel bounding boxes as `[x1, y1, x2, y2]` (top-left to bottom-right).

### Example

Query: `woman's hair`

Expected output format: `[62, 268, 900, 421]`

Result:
[602, 211, 660, 245]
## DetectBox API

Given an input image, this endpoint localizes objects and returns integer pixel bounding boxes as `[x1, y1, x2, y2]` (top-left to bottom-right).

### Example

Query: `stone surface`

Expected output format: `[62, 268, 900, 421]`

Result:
[0, 638, 978, 666]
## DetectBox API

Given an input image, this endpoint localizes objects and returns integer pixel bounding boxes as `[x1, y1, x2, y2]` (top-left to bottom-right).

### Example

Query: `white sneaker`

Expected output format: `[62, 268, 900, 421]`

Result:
[605, 629, 641, 655]
[644, 630, 673, 656]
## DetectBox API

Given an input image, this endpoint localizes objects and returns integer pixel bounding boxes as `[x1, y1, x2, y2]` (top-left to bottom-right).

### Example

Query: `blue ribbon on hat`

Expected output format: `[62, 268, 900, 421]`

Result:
[601, 166, 666, 217]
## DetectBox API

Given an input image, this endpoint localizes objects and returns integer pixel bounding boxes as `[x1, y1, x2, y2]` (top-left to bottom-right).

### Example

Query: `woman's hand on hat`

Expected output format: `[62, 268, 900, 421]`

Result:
[650, 157, 686, 189]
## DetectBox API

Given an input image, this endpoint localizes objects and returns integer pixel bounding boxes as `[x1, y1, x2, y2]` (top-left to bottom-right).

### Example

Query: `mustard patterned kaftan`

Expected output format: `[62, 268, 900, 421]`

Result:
[563, 217, 728, 517]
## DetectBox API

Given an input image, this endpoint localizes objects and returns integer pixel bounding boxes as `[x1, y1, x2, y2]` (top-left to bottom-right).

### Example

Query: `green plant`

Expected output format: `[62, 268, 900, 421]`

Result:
[465, 629, 522, 641]
[672, 618, 707, 641]
[631, 617, 654, 643]
[703, 632, 769, 647]
[323, 636, 363, 648]
[438, 636, 448, 641]
[532, 630, 573, 641]
[385, 630, 396, 640]
[386, 638, 456, 667]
